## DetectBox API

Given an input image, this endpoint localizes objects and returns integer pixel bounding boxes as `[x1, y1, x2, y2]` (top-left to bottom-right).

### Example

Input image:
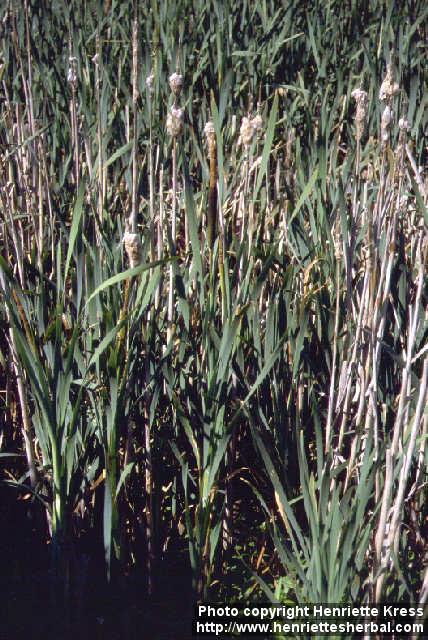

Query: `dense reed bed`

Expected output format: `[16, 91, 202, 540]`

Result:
[0, 0, 427, 637]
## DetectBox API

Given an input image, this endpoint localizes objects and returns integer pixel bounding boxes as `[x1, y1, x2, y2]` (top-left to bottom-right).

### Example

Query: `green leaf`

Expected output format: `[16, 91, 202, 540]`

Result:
[64, 181, 85, 288]
[254, 92, 278, 198]
[103, 141, 133, 171]
[85, 258, 170, 306]
[116, 462, 134, 498]
[288, 166, 319, 225]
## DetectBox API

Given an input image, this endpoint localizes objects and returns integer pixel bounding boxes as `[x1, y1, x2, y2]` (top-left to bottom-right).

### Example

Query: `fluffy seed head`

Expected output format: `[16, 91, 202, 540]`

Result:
[379, 64, 399, 102]
[67, 57, 77, 87]
[251, 113, 263, 132]
[146, 73, 154, 95]
[333, 218, 342, 261]
[351, 88, 369, 141]
[169, 72, 183, 97]
[166, 106, 184, 138]
[398, 117, 410, 132]
[398, 117, 410, 146]
[239, 113, 264, 148]
[124, 232, 143, 268]
[381, 105, 393, 146]
[204, 121, 215, 148]
[240, 116, 254, 147]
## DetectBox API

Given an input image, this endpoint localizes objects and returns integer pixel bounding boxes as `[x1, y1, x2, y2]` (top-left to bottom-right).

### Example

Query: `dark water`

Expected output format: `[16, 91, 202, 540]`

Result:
[2, 560, 195, 640]
[0, 488, 195, 640]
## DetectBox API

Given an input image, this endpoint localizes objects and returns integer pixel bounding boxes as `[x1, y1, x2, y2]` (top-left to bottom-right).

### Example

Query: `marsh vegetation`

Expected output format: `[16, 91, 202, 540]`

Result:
[0, 1, 427, 637]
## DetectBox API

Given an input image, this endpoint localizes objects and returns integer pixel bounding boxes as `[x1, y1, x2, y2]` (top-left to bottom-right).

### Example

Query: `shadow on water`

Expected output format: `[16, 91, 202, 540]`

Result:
[1, 487, 195, 640]
[2, 556, 195, 640]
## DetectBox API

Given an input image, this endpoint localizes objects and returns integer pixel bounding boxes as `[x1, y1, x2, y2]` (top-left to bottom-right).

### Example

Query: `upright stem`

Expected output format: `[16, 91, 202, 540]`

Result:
[144, 403, 154, 594]
[130, 16, 138, 234]
[95, 34, 103, 242]
[156, 165, 164, 310]
[326, 256, 341, 452]
[148, 94, 156, 265]
[167, 138, 177, 343]
[207, 134, 217, 253]
[7, 325, 38, 489]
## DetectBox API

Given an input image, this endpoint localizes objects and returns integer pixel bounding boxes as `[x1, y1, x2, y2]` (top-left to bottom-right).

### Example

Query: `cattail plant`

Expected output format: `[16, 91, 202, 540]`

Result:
[67, 55, 80, 188]
[0, 2, 426, 633]
[204, 120, 217, 253]
[93, 36, 104, 243]
[166, 71, 184, 344]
